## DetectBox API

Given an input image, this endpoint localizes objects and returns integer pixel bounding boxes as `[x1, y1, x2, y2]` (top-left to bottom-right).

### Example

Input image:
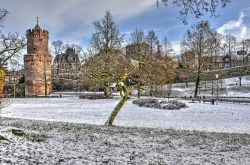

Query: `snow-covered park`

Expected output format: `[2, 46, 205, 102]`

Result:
[1, 77, 250, 164]
[1, 96, 250, 134]
[1, 94, 250, 164]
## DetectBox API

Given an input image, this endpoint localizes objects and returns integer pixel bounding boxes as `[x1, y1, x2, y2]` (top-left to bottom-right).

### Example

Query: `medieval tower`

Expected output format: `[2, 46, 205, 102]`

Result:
[24, 18, 52, 96]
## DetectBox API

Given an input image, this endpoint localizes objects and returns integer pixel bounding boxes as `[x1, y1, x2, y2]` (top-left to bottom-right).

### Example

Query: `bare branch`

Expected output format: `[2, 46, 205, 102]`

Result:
[158, 0, 231, 24]
[0, 32, 26, 68]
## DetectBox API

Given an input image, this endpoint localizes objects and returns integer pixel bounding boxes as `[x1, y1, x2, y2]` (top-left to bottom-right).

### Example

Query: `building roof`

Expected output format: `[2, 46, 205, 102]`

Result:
[33, 17, 42, 30]
[54, 47, 80, 64]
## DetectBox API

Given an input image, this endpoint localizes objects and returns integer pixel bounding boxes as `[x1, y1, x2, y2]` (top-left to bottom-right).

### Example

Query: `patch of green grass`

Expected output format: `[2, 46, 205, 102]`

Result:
[10, 122, 23, 128]
[26, 132, 49, 142]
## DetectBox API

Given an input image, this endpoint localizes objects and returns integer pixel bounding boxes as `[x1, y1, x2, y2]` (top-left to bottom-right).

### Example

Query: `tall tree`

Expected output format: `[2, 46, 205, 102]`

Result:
[182, 21, 214, 97]
[130, 28, 145, 44]
[0, 33, 26, 69]
[161, 37, 174, 56]
[51, 40, 65, 56]
[83, 50, 132, 96]
[146, 30, 158, 56]
[207, 30, 223, 69]
[0, 9, 26, 97]
[157, 0, 230, 24]
[224, 34, 236, 67]
[90, 10, 123, 54]
[87, 11, 124, 97]
[236, 39, 250, 86]
[71, 43, 83, 56]
[0, 9, 26, 69]
[128, 29, 146, 98]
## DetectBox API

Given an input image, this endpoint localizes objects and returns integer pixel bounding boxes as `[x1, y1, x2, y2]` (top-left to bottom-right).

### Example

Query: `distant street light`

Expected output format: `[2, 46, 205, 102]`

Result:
[215, 74, 219, 104]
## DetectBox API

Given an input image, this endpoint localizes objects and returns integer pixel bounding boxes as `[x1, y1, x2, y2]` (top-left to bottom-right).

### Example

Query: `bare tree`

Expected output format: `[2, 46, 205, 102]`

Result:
[161, 37, 174, 56]
[0, 9, 26, 69]
[224, 34, 236, 67]
[0, 33, 26, 69]
[145, 30, 160, 95]
[182, 21, 214, 97]
[203, 30, 223, 95]
[105, 62, 139, 126]
[83, 50, 132, 97]
[0, 9, 26, 97]
[236, 39, 250, 86]
[128, 28, 146, 98]
[207, 30, 223, 69]
[146, 30, 158, 56]
[144, 54, 176, 97]
[90, 10, 123, 54]
[51, 40, 65, 56]
[157, 0, 230, 24]
[238, 39, 250, 65]
[130, 28, 145, 44]
[71, 44, 83, 55]
[87, 11, 124, 97]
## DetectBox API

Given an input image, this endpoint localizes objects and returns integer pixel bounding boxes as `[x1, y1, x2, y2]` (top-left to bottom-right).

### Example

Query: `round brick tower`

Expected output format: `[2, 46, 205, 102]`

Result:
[24, 18, 52, 97]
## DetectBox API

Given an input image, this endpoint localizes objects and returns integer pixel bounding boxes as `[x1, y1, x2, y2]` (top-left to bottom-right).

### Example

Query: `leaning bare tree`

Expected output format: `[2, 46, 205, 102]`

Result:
[105, 62, 139, 126]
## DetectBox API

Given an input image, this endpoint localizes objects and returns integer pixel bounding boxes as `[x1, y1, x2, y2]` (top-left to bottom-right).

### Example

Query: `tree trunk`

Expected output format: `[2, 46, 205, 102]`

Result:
[137, 86, 141, 98]
[194, 71, 200, 97]
[185, 81, 188, 88]
[211, 81, 214, 95]
[149, 85, 153, 96]
[104, 86, 109, 97]
[105, 86, 129, 126]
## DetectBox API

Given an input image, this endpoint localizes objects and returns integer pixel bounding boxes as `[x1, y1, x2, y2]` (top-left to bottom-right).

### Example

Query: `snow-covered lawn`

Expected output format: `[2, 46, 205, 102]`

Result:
[1, 117, 250, 164]
[170, 75, 250, 97]
[1, 96, 250, 134]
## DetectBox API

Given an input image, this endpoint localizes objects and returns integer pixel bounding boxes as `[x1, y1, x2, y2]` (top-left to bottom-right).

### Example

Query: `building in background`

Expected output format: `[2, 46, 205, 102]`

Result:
[52, 47, 81, 91]
[53, 47, 81, 77]
[125, 42, 149, 60]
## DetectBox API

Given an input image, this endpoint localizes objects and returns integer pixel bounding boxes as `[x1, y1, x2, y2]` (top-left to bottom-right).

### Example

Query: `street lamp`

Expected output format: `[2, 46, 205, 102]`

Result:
[215, 74, 219, 104]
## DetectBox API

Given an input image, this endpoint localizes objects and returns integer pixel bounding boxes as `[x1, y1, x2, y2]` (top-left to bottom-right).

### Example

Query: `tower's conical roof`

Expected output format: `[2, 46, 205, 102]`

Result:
[34, 17, 41, 30]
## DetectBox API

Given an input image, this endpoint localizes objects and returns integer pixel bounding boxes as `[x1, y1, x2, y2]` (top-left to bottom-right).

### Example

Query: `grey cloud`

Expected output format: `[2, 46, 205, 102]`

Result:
[1, 0, 155, 43]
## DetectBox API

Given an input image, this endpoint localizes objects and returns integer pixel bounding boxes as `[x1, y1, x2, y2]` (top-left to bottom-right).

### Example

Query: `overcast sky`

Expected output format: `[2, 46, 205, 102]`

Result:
[1, 0, 250, 54]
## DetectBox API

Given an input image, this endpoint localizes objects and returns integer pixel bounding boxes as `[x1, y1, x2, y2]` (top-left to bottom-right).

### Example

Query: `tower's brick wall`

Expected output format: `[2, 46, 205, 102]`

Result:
[24, 22, 52, 96]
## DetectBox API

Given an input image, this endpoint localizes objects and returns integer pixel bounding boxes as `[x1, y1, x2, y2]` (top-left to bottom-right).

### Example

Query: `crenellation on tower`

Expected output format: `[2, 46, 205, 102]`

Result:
[24, 18, 52, 97]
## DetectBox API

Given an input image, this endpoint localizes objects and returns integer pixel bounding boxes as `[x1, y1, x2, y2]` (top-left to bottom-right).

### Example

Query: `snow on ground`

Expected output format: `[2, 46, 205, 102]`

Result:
[1, 117, 250, 164]
[224, 76, 250, 86]
[1, 96, 250, 134]
[168, 76, 250, 97]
